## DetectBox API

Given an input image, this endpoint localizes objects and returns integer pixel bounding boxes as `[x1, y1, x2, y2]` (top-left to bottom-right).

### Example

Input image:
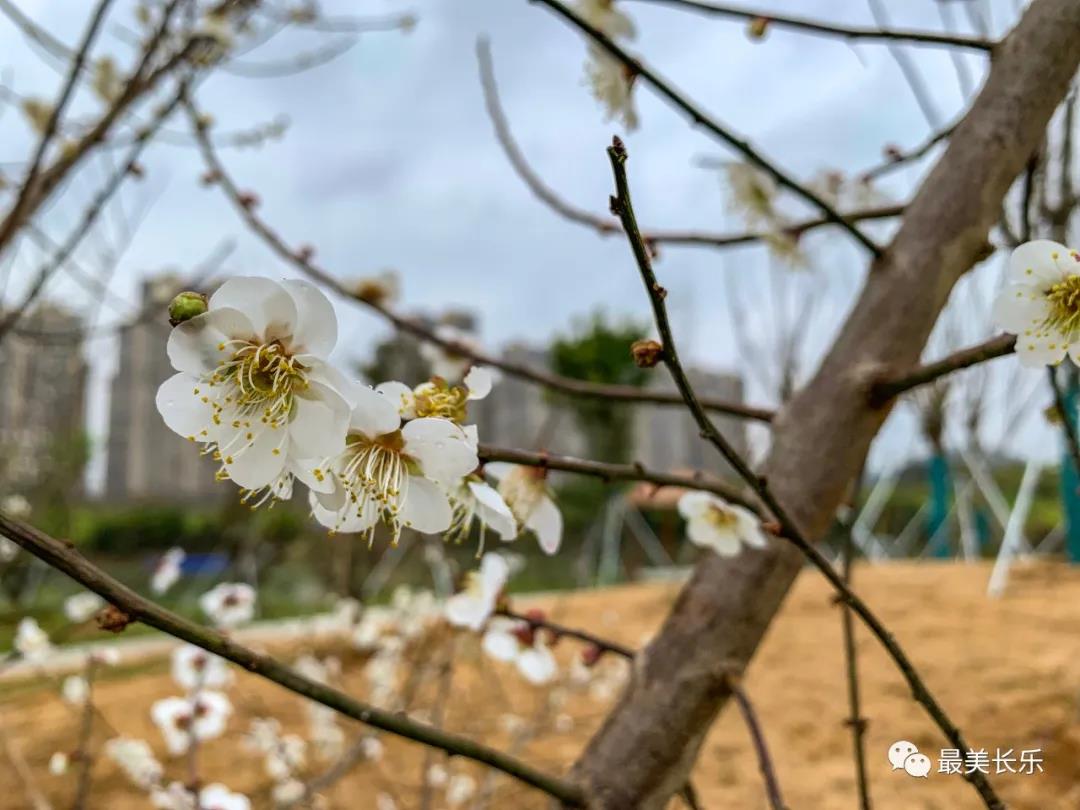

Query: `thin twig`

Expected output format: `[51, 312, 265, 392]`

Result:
[0, 81, 190, 343]
[863, 123, 957, 182]
[0, 0, 116, 256]
[1048, 366, 1080, 476]
[478, 444, 759, 514]
[534, 0, 882, 256]
[606, 137, 1003, 809]
[724, 674, 787, 810]
[839, 476, 872, 810]
[477, 36, 901, 254]
[0, 514, 586, 808]
[183, 98, 772, 423]
[627, 0, 994, 51]
[70, 658, 100, 810]
[868, 334, 1017, 406]
[499, 608, 635, 660]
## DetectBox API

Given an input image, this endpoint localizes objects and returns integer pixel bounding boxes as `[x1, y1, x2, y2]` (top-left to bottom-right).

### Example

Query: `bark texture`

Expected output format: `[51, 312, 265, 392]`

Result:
[570, 1, 1080, 806]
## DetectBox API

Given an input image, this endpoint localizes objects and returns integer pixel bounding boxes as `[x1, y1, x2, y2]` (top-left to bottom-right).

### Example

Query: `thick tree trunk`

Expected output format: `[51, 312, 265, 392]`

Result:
[570, 1, 1080, 806]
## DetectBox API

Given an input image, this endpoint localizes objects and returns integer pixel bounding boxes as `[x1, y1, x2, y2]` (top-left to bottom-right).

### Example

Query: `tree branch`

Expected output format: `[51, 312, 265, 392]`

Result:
[499, 607, 636, 660]
[532, 0, 882, 256]
[867, 334, 1016, 406]
[477, 36, 902, 254]
[0, 513, 586, 807]
[183, 97, 773, 423]
[724, 675, 787, 810]
[604, 136, 1003, 808]
[628, 0, 995, 51]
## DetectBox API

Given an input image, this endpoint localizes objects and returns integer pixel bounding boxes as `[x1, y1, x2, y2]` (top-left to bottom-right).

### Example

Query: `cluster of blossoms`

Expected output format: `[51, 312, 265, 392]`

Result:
[244, 717, 308, 804]
[576, 0, 639, 129]
[156, 276, 563, 555]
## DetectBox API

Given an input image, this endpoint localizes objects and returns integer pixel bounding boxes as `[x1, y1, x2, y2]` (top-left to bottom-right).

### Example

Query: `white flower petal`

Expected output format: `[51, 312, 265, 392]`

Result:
[167, 306, 254, 376]
[482, 628, 520, 662]
[403, 418, 478, 486]
[375, 381, 416, 419]
[209, 277, 297, 341]
[517, 644, 557, 685]
[464, 366, 494, 400]
[156, 372, 210, 439]
[400, 476, 452, 534]
[1016, 334, 1068, 368]
[991, 285, 1050, 333]
[219, 424, 288, 489]
[289, 383, 350, 458]
[677, 490, 713, 520]
[469, 481, 517, 540]
[1008, 239, 1075, 285]
[349, 385, 402, 438]
[445, 592, 491, 631]
[483, 462, 514, 483]
[688, 518, 743, 556]
[525, 495, 562, 555]
[281, 279, 337, 358]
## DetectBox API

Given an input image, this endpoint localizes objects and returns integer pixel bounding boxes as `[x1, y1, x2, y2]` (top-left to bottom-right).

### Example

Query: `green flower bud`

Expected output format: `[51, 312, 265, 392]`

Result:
[168, 291, 208, 326]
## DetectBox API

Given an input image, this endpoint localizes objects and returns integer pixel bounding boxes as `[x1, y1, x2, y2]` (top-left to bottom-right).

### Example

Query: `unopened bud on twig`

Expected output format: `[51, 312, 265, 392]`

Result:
[97, 604, 133, 634]
[631, 339, 664, 368]
[168, 291, 208, 326]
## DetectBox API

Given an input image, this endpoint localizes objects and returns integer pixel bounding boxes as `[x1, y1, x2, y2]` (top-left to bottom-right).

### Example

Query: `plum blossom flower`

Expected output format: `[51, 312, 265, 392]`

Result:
[62, 675, 89, 705]
[154, 782, 249, 810]
[723, 162, 779, 227]
[448, 477, 518, 550]
[482, 617, 558, 685]
[172, 644, 233, 692]
[992, 240, 1080, 366]
[156, 277, 352, 499]
[49, 751, 68, 775]
[446, 773, 477, 807]
[303, 384, 478, 545]
[444, 553, 510, 630]
[484, 464, 562, 554]
[151, 547, 185, 594]
[151, 691, 233, 755]
[199, 582, 256, 628]
[577, 0, 635, 38]
[272, 779, 305, 805]
[14, 617, 50, 661]
[419, 325, 483, 383]
[1, 494, 30, 518]
[105, 737, 163, 789]
[585, 52, 638, 130]
[63, 592, 105, 623]
[678, 491, 767, 557]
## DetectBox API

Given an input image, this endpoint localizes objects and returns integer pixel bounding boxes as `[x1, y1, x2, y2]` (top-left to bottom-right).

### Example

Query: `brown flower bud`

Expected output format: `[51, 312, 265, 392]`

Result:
[631, 339, 664, 368]
[97, 604, 133, 634]
[747, 16, 770, 40]
[581, 644, 603, 668]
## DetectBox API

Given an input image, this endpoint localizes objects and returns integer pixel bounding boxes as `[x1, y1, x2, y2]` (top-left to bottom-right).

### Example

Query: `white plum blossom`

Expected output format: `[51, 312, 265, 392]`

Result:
[49, 751, 69, 775]
[444, 553, 510, 630]
[151, 547, 185, 595]
[448, 478, 518, 549]
[482, 617, 558, 685]
[171, 644, 233, 692]
[585, 52, 638, 130]
[151, 691, 232, 755]
[156, 277, 352, 501]
[485, 464, 562, 554]
[14, 617, 50, 661]
[62, 675, 89, 705]
[419, 324, 483, 383]
[360, 735, 384, 762]
[303, 384, 478, 545]
[105, 737, 163, 789]
[992, 240, 1080, 366]
[198, 784, 250, 810]
[724, 162, 779, 227]
[63, 592, 105, 623]
[577, 0, 635, 38]
[1, 493, 30, 518]
[678, 491, 768, 557]
[446, 773, 477, 807]
[199, 582, 256, 628]
[272, 779, 305, 805]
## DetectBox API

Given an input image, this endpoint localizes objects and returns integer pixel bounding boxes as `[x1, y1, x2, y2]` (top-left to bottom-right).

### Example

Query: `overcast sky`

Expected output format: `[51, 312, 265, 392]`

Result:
[0, 0, 1061, 492]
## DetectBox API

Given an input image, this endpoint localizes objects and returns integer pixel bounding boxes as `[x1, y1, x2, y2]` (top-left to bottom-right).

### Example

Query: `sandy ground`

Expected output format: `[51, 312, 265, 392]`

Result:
[3, 559, 1080, 809]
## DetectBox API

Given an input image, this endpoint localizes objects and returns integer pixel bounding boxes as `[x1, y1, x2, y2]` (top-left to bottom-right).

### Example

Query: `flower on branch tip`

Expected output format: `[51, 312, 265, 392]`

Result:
[447, 476, 518, 552]
[352, 269, 400, 307]
[172, 644, 233, 692]
[199, 582, 256, 628]
[64, 591, 105, 623]
[302, 383, 478, 545]
[485, 463, 563, 554]
[14, 617, 50, 661]
[151, 691, 233, 755]
[104, 737, 162, 789]
[156, 276, 352, 502]
[482, 616, 558, 685]
[444, 553, 510, 630]
[151, 547, 185, 595]
[678, 491, 768, 557]
[585, 51, 638, 131]
[992, 240, 1080, 367]
[62, 675, 89, 706]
